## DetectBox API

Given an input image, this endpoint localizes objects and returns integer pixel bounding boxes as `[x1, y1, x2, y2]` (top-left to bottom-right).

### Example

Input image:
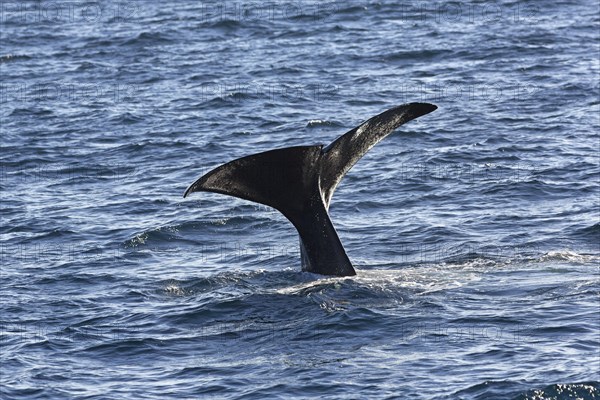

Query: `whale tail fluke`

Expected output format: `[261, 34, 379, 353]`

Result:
[320, 102, 437, 206]
[183, 145, 321, 219]
[184, 102, 437, 276]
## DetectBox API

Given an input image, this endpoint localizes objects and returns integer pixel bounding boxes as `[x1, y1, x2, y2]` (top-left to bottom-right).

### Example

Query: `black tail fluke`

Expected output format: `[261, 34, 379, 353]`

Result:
[184, 103, 437, 276]
[319, 102, 437, 206]
[183, 144, 356, 276]
[183, 145, 321, 220]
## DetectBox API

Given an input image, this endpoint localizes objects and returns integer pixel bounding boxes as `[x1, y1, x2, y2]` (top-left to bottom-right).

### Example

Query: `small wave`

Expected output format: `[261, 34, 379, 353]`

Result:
[162, 280, 189, 296]
[9, 107, 53, 117]
[306, 119, 341, 128]
[513, 382, 600, 400]
[82, 337, 164, 356]
[108, 112, 144, 125]
[570, 222, 600, 241]
[199, 18, 243, 31]
[336, 4, 368, 15]
[120, 31, 174, 46]
[125, 225, 182, 247]
[453, 381, 600, 400]
[74, 61, 102, 71]
[538, 250, 597, 263]
[384, 49, 453, 62]
[0, 54, 31, 63]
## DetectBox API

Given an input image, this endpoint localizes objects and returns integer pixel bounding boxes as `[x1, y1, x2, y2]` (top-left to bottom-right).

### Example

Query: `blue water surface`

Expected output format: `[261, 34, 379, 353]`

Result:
[1, 1, 599, 399]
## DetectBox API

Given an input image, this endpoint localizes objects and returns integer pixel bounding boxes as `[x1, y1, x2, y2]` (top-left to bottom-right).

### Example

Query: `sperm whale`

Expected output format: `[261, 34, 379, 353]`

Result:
[184, 103, 437, 276]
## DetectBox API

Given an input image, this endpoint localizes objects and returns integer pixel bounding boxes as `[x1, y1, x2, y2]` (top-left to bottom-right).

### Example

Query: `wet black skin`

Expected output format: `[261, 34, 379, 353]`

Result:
[184, 102, 437, 276]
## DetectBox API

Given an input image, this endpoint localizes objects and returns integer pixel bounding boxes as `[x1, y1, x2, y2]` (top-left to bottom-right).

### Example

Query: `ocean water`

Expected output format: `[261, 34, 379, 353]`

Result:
[1, 0, 599, 399]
